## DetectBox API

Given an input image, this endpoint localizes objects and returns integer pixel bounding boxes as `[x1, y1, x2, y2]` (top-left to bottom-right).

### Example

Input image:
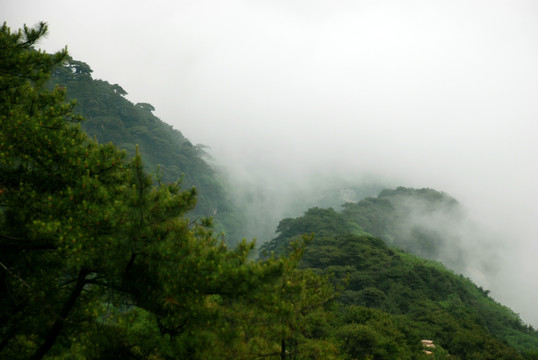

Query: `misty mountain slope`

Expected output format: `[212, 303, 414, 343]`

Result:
[341, 187, 497, 277]
[49, 57, 240, 238]
[261, 187, 463, 261]
[261, 200, 538, 358]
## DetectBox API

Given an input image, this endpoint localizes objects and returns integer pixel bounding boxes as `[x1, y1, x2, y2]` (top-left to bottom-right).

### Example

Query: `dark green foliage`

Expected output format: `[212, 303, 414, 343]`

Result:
[1, 23, 340, 359]
[335, 305, 423, 359]
[260, 207, 367, 256]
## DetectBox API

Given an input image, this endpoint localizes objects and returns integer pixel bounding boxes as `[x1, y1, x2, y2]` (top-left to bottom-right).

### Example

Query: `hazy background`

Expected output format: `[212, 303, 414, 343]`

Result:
[4, 0, 537, 326]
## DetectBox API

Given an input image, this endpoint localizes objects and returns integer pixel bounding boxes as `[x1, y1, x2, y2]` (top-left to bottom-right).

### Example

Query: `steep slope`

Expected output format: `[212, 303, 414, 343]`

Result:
[261, 191, 538, 359]
[49, 58, 241, 241]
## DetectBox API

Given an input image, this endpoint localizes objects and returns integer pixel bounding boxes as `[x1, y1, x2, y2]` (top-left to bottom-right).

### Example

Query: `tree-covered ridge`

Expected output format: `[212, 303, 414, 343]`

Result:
[48, 56, 238, 239]
[263, 197, 538, 359]
[260, 207, 369, 256]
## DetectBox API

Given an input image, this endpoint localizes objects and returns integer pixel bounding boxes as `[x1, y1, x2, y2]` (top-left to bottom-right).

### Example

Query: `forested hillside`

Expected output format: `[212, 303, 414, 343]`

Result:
[261, 198, 538, 358]
[48, 56, 243, 242]
[2, 23, 537, 359]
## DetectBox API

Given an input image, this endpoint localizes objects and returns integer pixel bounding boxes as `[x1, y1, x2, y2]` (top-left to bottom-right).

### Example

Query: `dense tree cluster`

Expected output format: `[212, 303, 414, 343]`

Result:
[0, 23, 338, 359]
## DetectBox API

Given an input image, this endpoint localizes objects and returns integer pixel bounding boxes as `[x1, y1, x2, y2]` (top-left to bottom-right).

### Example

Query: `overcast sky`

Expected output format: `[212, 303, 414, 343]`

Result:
[4, 0, 538, 326]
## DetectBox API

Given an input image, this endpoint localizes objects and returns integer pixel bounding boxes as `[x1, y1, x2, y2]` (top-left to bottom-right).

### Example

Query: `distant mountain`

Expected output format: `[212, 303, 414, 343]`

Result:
[340, 187, 502, 280]
[261, 188, 538, 358]
[49, 57, 241, 241]
[342, 187, 462, 261]
[262, 187, 466, 262]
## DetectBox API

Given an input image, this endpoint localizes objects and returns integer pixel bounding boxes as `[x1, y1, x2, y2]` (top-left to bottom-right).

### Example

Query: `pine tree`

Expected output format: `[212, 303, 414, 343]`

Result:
[1, 22, 345, 359]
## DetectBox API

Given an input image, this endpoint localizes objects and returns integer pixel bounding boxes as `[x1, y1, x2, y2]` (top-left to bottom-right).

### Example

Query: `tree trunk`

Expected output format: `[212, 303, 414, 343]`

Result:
[30, 269, 88, 360]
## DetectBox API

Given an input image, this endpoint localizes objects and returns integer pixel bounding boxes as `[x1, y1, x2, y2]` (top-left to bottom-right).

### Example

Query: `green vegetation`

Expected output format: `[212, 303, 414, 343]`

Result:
[260, 207, 368, 256]
[263, 201, 538, 359]
[0, 22, 340, 359]
[2, 22, 537, 359]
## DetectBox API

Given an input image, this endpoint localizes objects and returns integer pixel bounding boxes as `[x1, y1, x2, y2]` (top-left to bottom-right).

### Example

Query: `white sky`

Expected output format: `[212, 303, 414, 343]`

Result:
[4, 0, 538, 326]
